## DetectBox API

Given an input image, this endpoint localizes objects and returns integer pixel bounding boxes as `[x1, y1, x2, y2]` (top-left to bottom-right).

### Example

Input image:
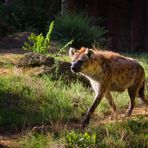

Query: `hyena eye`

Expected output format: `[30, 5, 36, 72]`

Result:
[78, 60, 84, 64]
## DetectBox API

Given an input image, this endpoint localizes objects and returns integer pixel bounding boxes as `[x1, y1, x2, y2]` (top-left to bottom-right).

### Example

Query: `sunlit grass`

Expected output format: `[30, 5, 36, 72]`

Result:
[0, 74, 93, 130]
[0, 52, 148, 147]
[19, 117, 148, 147]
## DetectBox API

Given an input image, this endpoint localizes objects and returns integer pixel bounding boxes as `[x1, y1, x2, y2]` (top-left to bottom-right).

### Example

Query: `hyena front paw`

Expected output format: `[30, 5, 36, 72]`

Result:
[81, 118, 90, 128]
[124, 111, 131, 118]
[110, 113, 118, 120]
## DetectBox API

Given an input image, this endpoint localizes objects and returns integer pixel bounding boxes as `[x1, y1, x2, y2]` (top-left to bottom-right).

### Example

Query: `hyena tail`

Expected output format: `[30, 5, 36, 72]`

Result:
[138, 81, 148, 105]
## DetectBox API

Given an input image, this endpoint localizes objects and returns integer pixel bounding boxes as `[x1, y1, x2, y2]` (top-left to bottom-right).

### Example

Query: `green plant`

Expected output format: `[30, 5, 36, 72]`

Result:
[0, 52, 148, 147]
[0, 0, 60, 32]
[0, 74, 91, 130]
[65, 131, 97, 147]
[57, 40, 73, 55]
[23, 21, 73, 55]
[53, 40, 73, 77]
[20, 132, 50, 148]
[54, 12, 107, 48]
[23, 21, 54, 54]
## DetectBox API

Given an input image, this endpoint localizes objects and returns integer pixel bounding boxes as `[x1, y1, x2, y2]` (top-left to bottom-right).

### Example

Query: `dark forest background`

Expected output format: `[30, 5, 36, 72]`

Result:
[0, 0, 148, 52]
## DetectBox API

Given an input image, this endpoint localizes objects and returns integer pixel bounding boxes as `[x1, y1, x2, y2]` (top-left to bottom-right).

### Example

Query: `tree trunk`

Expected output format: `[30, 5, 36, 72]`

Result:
[61, 0, 69, 15]
[144, 0, 148, 51]
[130, 0, 145, 51]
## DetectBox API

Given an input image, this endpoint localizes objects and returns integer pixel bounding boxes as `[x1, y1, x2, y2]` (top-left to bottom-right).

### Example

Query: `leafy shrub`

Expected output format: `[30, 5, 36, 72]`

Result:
[65, 131, 97, 147]
[54, 12, 107, 48]
[65, 118, 148, 148]
[0, 75, 91, 130]
[20, 133, 52, 148]
[23, 21, 54, 54]
[23, 21, 73, 55]
[0, 0, 60, 32]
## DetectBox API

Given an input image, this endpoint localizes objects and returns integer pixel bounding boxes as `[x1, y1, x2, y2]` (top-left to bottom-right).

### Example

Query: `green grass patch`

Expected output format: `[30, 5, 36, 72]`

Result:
[54, 12, 107, 48]
[20, 133, 53, 148]
[0, 54, 22, 68]
[123, 52, 148, 78]
[19, 117, 148, 148]
[0, 75, 92, 131]
[0, 52, 148, 147]
[64, 117, 148, 148]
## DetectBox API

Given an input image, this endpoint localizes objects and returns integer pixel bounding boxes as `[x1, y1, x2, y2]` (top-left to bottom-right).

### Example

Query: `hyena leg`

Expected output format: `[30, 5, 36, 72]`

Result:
[125, 86, 137, 117]
[81, 88, 106, 128]
[105, 91, 117, 119]
[138, 81, 148, 105]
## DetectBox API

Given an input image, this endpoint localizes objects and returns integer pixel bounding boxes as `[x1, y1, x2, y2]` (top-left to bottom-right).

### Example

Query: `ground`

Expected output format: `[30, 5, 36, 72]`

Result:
[0, 46, 148, 147]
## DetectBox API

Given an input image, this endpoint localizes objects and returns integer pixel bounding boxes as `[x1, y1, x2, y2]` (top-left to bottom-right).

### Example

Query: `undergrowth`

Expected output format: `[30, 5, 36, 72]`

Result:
[20, 117, 148, 148]
[54, 12, 107, 48]
[0, 75, 92, 131]
[0, 52, 148, 147]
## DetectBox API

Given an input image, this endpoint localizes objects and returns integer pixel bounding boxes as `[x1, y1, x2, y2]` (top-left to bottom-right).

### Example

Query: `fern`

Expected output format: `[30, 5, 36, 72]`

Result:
[45, 21, 54, 47]
[23, 21, 54, 54]
[23, 21, 73, 55]
[54, 12, 107, 48]
[57, 40, 73, 55]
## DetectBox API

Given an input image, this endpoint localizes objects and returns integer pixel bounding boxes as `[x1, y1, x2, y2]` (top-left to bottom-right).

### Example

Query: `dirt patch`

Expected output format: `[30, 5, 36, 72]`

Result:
[0, 69, 11, 75]
[0, 32, 31, 49]
[91, 104, 148, 126]
[16, 52, 90, 86]
[0, 48, 147, 147]
[30, 105, 148, 132]
[0, 48, 27, 54]
[17, 52, 55, 67]
[0, 133, 22, 148]
[0, 104, 147, 147]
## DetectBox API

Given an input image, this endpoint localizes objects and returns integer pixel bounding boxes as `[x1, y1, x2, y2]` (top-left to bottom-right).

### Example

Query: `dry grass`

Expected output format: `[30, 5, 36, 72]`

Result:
[0, 51, 148, 147]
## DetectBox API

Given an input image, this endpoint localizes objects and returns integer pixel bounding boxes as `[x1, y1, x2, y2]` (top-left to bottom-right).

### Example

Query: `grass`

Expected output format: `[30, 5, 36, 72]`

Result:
[0, 52, 148, 147]
[0, 54, 22, 69]
[123, 52, 148, 78]
[65, 117, 148, 148]
[0, 75, 92, 131]
[19, 133, 54, 148]
[19, 117, 148, 148]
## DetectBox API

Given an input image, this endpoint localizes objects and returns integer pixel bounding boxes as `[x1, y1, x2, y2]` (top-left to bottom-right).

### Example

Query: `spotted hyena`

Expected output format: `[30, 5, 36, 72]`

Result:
[69, 47, 148, 127]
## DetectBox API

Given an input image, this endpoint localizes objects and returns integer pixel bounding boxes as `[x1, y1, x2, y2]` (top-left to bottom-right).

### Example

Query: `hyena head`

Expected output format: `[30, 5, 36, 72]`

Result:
[69, 47, 98, 74]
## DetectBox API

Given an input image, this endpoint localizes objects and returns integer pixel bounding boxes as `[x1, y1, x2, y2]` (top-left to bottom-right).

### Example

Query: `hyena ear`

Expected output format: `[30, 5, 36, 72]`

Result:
[69, 47, 76, 57]
[85, 48, 94, 59]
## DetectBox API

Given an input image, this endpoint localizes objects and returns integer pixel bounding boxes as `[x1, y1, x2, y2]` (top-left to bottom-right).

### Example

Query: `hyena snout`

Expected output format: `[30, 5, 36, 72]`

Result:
[71, 60, 83, 73]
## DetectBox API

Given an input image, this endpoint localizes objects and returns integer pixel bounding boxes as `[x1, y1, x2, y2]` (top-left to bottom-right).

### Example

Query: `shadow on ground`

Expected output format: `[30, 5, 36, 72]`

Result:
[0, 91, 44, 134]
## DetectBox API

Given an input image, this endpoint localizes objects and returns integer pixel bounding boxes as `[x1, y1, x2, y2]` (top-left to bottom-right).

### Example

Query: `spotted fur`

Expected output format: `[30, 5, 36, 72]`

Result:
[69, 47, 148, 127]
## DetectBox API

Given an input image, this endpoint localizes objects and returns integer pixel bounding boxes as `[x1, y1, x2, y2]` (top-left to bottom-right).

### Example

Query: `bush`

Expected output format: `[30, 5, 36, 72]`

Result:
[23, 21, 54, 54]
[23, 21, 73, 55]
[53, 12, 107, 48]
[64, 119, 148, 148]
[0, 0, 60, 33]
[0, 75, 91, 130]
[65, 131, 97, 147]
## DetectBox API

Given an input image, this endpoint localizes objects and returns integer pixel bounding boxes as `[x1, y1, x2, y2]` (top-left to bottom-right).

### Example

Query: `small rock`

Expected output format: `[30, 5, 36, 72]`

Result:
[17, 52, 55, 67]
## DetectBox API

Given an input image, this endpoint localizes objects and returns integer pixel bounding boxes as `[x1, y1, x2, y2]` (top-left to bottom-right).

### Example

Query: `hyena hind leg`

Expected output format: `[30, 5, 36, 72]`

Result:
[138, 81, 148, 105]
[125, 86, 137, 117]
[105, 91, 118, 119]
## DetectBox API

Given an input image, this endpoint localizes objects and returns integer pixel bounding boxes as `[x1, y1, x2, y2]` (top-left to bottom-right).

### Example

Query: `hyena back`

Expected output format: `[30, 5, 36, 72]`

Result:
[69, 47, 148, 127]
